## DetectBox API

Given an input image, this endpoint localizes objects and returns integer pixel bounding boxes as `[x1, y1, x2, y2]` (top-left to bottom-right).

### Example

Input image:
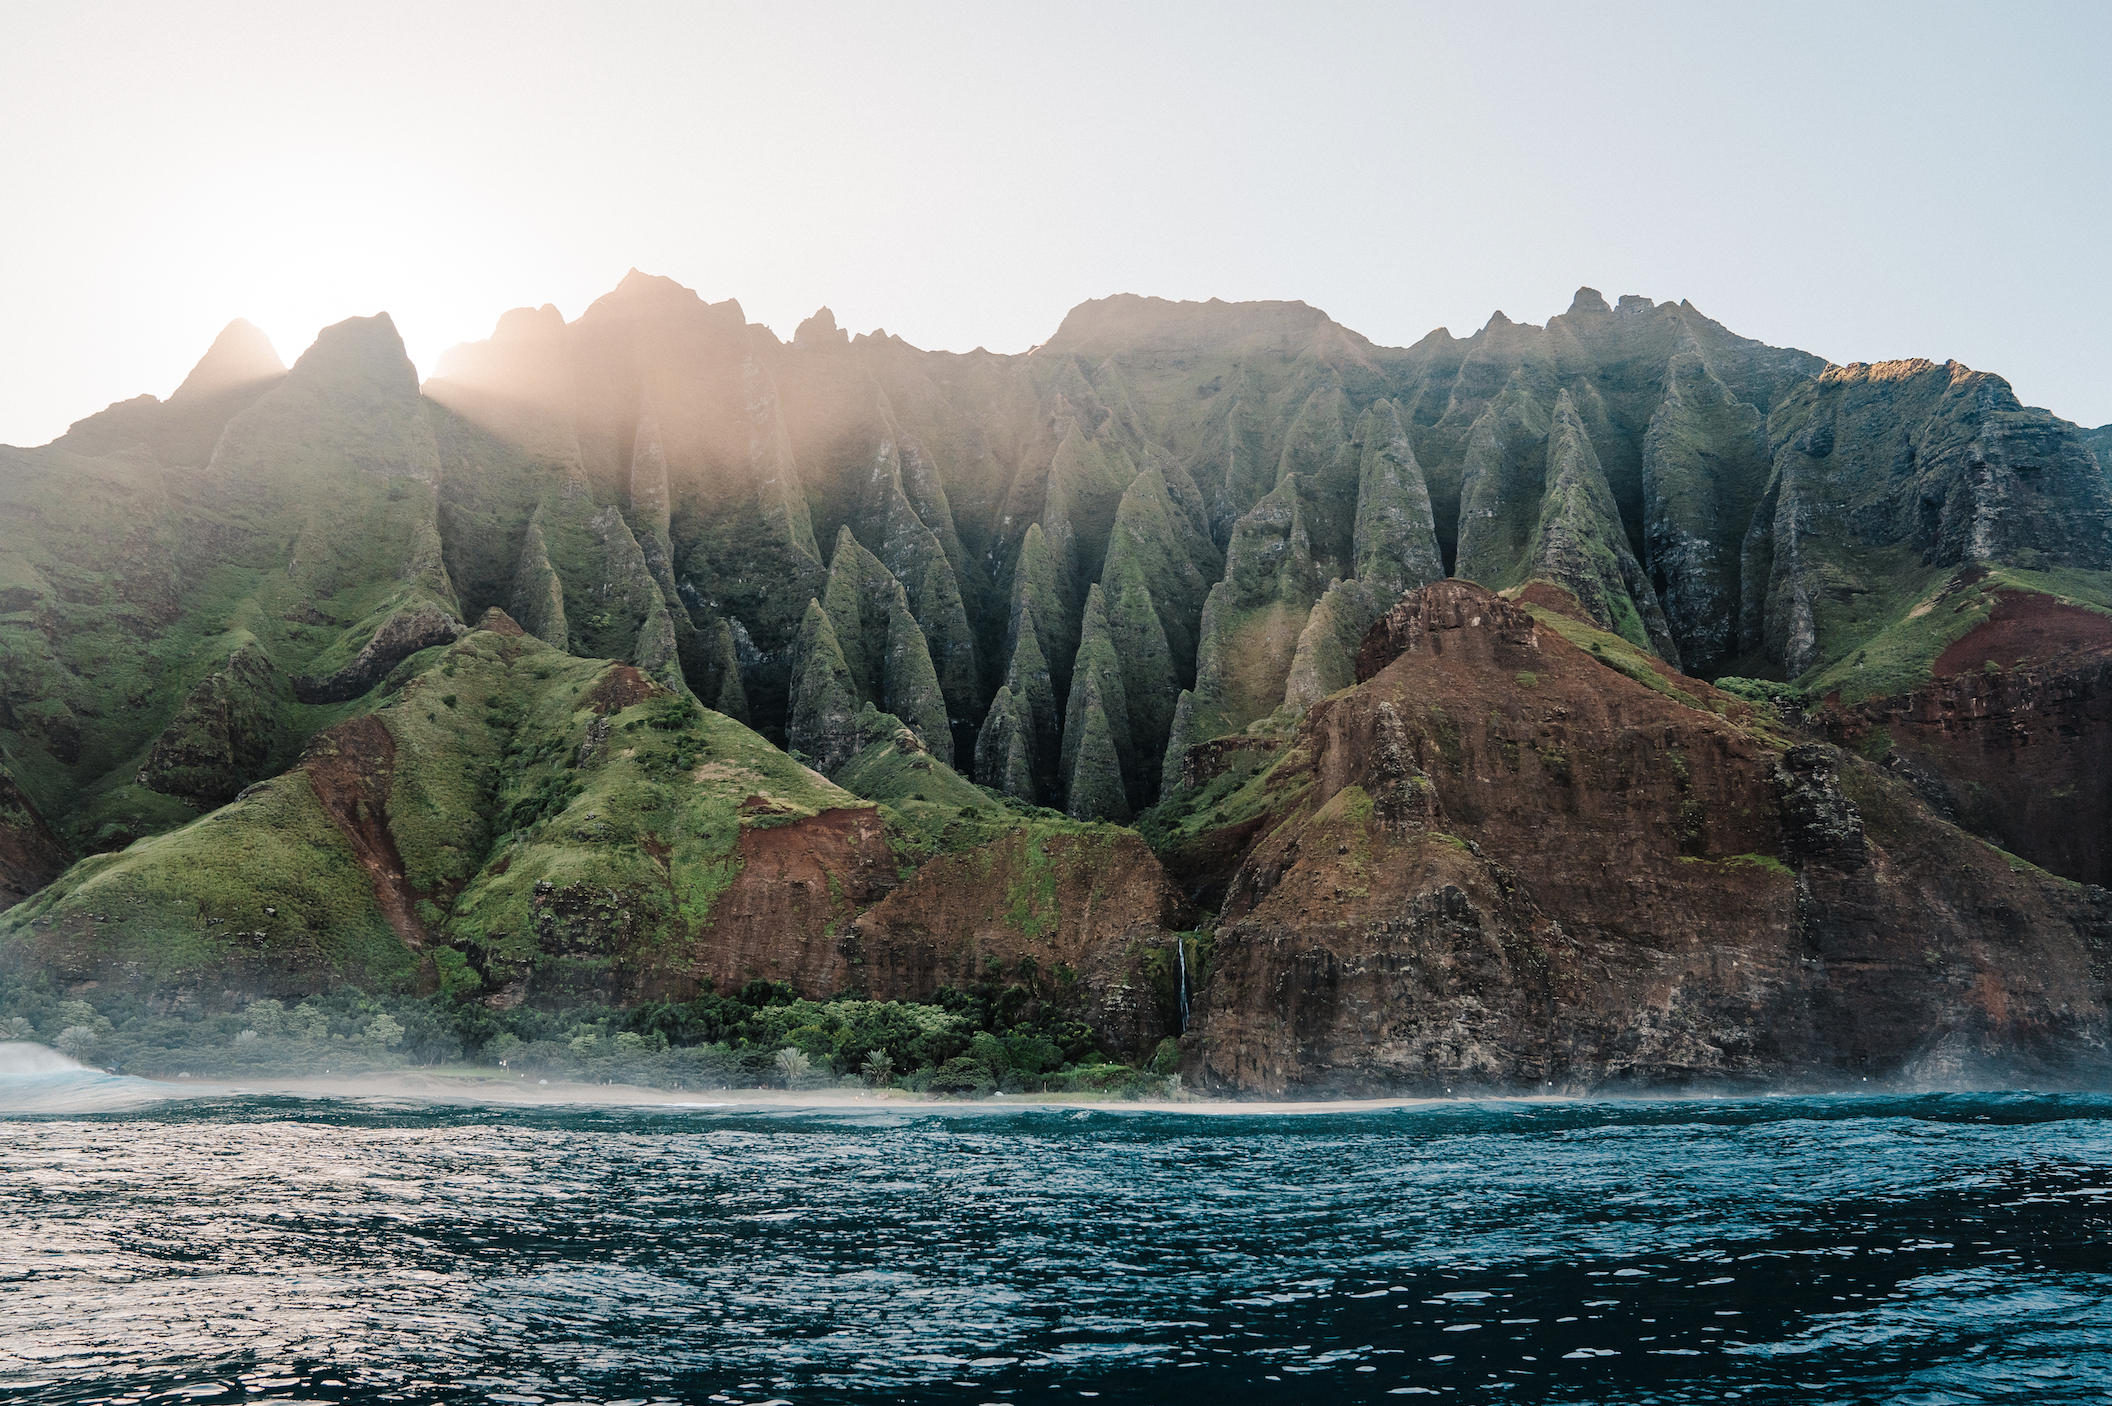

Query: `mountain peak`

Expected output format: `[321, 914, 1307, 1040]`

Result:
[287, 313, 419, 398]
[1043, 293, 1339, 357]
[171, 319, 284, 401]
[795, 307, 849, 351]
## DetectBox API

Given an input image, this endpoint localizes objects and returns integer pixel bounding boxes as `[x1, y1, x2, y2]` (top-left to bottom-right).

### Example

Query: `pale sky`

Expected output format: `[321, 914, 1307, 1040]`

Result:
[3, 0, 2108, 448]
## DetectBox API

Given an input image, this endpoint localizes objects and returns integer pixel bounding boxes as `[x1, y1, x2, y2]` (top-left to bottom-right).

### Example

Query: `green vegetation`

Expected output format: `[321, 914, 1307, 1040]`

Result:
[1, 769, 412, 990]
[1713, 677, 1806, 708]
[0, 622, 864, 1004]
[0, 967, 1170, 1097]
[1137, 741, 1299, 853]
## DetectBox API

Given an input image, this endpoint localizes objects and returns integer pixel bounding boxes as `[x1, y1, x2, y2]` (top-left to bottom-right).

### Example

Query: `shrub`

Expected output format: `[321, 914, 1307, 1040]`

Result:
[928, 1056, 995, 1097]
[1713, 677, 1806, 708]
[244, 999, 287, 1037]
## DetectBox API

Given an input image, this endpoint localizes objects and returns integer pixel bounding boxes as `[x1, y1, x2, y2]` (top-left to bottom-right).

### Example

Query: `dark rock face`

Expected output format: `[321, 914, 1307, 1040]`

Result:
[0, 765, 68, 911]
[1751, 362, 2112, 677]
[12, 277, 2110, 866]
[293, 607, 465, 704]
[138, 643, 280, 806]
[1179, 581, 2112, 1095]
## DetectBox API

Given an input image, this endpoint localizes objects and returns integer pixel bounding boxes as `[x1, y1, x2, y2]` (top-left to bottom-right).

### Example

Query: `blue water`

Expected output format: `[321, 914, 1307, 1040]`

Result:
[1, 1062, 2108, 1404]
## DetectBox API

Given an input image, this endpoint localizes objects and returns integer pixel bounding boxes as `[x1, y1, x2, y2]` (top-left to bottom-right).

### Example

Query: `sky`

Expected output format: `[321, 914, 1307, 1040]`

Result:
[2, 0, 2108, 447]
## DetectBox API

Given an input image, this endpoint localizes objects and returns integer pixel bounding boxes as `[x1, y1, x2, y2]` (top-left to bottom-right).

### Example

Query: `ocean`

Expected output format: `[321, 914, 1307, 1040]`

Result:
[2, 1051, 2108, 1404]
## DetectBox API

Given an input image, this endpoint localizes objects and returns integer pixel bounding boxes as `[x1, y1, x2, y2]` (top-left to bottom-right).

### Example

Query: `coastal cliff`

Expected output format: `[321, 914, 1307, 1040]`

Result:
[4, 277, 2110, 1090]
[1171, 581, 2112, 1093]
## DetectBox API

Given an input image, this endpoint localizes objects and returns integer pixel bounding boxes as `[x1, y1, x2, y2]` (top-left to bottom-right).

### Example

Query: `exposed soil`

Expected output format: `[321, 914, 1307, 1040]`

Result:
[683, 807, 899, 999]
[301, 716, 431, 959]
[1932, 590, 2112, 676]
[584, 664, 662, 715]
[493, 795, 1183, 1058]
[1512, 580, 1597, 625]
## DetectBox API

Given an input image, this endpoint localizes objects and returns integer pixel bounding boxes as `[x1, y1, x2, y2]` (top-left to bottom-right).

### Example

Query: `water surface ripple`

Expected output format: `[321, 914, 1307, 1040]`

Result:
[2, 1089, 2108, 1403]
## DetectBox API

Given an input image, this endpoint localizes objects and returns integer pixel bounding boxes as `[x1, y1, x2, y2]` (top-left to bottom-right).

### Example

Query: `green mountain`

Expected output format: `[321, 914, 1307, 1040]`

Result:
[5, 273, 2109, 1090]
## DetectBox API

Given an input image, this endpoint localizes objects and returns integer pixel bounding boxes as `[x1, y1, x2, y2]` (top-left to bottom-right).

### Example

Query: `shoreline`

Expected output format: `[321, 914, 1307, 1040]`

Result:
[130, 1067, 1465, 1115]
[120, 1068, 2085, 1111]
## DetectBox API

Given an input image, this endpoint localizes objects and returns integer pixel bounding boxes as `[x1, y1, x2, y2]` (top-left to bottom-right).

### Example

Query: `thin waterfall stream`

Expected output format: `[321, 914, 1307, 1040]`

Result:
[1176, 934, 1189, 1030]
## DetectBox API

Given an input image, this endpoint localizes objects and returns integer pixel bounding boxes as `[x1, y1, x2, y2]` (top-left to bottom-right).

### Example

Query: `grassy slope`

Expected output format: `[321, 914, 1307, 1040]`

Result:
[0, 623, 863, 995]
[1799, 564, 2112, 704]
[0, 771, 407, 990]
[2, 621, 1152, 1007]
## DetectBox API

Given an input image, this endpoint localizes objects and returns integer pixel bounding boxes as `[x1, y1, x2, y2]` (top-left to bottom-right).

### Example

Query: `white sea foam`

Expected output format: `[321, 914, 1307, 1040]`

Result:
[0, 1041, 189, 1114]
[0, 1040, 89, 1077]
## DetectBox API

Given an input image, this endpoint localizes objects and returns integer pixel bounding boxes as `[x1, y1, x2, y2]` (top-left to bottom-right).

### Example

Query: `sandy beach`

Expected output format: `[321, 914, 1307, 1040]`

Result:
[138, 1067, 1458, 1116]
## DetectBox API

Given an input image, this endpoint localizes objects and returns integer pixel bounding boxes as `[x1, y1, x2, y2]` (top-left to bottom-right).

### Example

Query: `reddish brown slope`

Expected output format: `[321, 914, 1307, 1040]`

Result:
[850, 829, 1183, 1057]
[1830, 590, 2112, 887]
[1181, 581, 2112, 1095]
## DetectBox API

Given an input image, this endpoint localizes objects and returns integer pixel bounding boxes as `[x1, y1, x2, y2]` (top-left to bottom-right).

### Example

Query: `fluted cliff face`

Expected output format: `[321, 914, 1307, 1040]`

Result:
[4, 274, 2110, 1089]
[12, 277, 2103, 851]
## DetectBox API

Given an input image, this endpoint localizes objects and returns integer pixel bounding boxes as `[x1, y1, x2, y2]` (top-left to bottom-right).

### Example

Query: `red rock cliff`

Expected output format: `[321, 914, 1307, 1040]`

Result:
[1181, 581, 2112, 1095]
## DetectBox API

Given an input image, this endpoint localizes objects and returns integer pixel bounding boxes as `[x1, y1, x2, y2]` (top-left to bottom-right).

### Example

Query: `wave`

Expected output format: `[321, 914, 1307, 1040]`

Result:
[0, 1041, 192, 1114]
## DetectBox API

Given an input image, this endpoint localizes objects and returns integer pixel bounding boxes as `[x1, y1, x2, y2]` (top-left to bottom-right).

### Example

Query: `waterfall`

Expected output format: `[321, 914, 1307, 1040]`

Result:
[1176, 935, 1189, 1031]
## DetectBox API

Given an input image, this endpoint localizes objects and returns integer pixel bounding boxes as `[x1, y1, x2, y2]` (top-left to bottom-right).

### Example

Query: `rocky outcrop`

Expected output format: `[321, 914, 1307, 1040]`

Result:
[1179, 580, 2112, 1095]
[849, 828, 1185, 1060]
[786, 599, 862, 772]
[1641, 340, 1771, 676]
[1750, 361, 2112, 678]
[1531, 391, 1681, 664]
[406, 279, 2112, 824]
[8, 276, 2112, 1081]
[301, 714, 433, 957]
[171, 319, 286, 402]
[293, 606, 465, 704]
[138, 642, 280, 805]
[785, 529, 951, 770]
[0, 764, 68, 911]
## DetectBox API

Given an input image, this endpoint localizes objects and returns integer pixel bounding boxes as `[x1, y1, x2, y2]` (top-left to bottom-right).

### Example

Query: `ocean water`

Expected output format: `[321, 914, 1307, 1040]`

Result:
[1, 1052, 2108, 1404]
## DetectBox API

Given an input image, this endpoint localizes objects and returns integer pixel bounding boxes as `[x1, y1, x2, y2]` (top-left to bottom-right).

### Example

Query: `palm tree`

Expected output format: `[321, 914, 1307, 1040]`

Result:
[773, 1047, 812, 1087]
[860, 1050, 894, 1086]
